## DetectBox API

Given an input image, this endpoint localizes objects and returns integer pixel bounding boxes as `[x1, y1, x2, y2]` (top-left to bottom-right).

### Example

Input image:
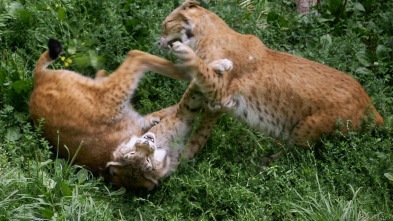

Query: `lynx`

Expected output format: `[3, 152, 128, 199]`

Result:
[30, 39, 188, 189]
[105, 82, 204, 190]
[30, 39, 231, 189]
[159, 1, 384, 158]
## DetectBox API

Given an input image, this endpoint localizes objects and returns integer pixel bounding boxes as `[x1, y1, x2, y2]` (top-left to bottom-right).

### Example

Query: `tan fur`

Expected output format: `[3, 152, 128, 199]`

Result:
[104, 83, 203, 190]
[105, 60, 233, 190]
[160, 1, 384, 158]
[29, 43, 191, 190]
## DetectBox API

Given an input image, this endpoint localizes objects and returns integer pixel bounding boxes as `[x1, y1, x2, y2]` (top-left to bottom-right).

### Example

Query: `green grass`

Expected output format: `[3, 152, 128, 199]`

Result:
[1, 0, 392, 220]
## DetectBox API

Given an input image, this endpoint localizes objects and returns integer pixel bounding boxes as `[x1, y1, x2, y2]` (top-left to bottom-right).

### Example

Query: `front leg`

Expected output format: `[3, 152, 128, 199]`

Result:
[183, 109, 222, 159]
[142, 105, 179, 131]
[172, 42, 233, 110]
[208, 59, 233, 75]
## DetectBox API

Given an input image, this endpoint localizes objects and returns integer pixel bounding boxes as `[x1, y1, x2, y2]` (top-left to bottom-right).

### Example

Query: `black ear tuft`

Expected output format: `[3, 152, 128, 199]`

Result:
[48, 38, 63, 60]
[198, 0, 208, 8]
[108, 165, 117, 176]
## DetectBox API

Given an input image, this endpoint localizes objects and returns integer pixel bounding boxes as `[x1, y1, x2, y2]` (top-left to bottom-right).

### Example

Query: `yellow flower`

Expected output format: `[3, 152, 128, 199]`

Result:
[47, 6, 51, 10]
[65, 62, 69, 67]
[71, 51, 76, 55]
[61, 56, 65, 61]
[55, 4, 59, 8]
[66, 58, 72, 64]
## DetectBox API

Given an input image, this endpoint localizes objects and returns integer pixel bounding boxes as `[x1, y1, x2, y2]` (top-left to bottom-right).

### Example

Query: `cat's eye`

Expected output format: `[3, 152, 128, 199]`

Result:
[146, 158, 151, 164]
[124, 151, 136, 159]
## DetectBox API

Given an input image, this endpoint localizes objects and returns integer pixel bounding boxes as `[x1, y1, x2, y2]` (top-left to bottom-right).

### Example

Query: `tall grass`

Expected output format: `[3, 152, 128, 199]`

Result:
[289, 176, 373, 221]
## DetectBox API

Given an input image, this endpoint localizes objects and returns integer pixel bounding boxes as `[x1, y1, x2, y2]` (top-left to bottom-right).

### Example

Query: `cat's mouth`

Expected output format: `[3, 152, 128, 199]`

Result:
[168, 38, 181, 48]
[143, 133, 155, 143]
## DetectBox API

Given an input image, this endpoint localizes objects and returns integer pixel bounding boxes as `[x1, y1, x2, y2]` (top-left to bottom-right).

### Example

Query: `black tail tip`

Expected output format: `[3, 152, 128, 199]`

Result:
[48, 39, 63, 60]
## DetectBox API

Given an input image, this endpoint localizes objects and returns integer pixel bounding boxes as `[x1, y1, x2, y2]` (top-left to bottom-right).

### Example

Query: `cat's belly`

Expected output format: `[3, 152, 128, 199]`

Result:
[230, 95, 291, 140]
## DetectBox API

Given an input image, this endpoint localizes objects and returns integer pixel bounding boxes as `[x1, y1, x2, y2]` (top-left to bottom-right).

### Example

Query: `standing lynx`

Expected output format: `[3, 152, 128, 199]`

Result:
[159, 1, 384, 158]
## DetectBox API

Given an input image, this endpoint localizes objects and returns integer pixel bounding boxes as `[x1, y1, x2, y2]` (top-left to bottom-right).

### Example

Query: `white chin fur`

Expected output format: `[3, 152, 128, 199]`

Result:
[154, 149, 171, 177]
[123, 136, 139, 152]
[180, 32, 195, 48]
[154, 149, 167, 163]
[181, 20, 196, 48]
[112, 135, 138, 159]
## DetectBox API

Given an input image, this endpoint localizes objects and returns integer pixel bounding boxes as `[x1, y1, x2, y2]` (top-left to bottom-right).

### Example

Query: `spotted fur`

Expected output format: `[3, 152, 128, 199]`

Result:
[105, 59, 233, 190]
[30, 39, 189, 190]
[160, 1, 384, 158]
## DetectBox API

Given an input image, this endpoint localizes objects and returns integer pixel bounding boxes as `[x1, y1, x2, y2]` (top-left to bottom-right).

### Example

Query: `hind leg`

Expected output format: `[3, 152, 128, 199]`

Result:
[99, 50, 190, 122]
[262, 112, 338, 166]
[291, 104, 385, 146]
[290, 111, 340, 146]
[260, 111, 341, 166]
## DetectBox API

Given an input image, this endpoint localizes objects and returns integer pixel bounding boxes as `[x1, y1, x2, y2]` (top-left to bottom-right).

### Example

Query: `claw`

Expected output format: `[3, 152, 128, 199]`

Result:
[150, 117, 160, 126]
[209, 59, 233, 74]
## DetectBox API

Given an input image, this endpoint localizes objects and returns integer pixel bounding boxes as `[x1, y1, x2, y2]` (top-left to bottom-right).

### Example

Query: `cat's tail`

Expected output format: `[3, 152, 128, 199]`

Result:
[34, 39, 63, 79]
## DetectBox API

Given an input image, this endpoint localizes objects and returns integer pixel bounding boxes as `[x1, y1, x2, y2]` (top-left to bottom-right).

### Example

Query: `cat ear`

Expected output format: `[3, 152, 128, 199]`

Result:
[144, 175, 158, 191]
[105, 162, 125, 177]
[106, 161, 123, 168]
[181, 0, 200, 10]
